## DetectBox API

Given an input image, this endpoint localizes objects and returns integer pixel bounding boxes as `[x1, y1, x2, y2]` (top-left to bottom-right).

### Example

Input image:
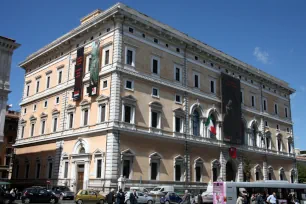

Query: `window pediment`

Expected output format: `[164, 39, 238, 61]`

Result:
[40, 112, 48, 118]
[62, 152, 69, 160]
[174, 155, 184, 166]
[52, 108, 60, 116]
[149, 101, 162, 111]
[29, 115, 37, 122]
[66, 104, 76, 111]
[80, 99, 90, 106]
[93, 148, 105, 157]
[149, 152, 162, 162]
[122, 95, 137, 105]
[20, 118, 27, 124]
[45, 70, 52, 75]
[96, 94, 109, 104]
[173, 108, 185, 117]
[26, 80, 32, 84]
[35, 75, 42, 80]
[276, 133, 282, 139]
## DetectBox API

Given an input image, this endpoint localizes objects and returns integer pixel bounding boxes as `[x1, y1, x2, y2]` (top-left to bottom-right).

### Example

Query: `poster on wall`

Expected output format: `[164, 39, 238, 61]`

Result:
[87, 41, 100, 96]
[221, 73, 242, 145]
[73, 47, 85, 101]
[213, 182, 225, 204]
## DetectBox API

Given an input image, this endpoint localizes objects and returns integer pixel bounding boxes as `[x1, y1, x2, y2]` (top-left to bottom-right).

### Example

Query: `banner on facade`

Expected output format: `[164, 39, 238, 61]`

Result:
[221, 73, 242, 145]
[73, 47, 85, 101]
[87, 41, 100, 96]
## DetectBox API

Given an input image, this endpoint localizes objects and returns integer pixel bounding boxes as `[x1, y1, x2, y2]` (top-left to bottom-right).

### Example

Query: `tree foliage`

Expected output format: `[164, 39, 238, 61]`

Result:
[297, 163, 306, 183]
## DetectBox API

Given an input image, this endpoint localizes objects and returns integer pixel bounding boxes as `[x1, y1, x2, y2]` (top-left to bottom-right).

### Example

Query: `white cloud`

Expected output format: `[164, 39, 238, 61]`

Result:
[253, 47, 269, 64]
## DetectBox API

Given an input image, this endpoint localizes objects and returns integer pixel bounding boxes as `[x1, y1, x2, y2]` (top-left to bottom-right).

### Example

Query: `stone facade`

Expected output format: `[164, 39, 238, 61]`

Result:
[13, 3, 297, 191]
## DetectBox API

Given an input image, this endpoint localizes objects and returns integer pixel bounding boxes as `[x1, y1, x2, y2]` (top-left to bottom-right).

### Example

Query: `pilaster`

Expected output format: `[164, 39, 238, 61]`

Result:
[184, 141, 191, 183]
[112, 15, 124, 65]
[220, 149, 228, 181]
[109, 71, 121, 124]
[263, 160, 268, 180]
[53, 140, 64, 180]
[237, 156, 244, 182]
[105, 130, 120, 180]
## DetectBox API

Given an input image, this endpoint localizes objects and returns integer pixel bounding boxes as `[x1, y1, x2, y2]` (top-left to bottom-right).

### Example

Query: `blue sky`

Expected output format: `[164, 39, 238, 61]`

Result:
[1, 0, 305, 149]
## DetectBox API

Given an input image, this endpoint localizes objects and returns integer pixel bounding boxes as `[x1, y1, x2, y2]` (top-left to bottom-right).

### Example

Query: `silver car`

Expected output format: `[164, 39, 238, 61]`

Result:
[125, 191, 154, 204]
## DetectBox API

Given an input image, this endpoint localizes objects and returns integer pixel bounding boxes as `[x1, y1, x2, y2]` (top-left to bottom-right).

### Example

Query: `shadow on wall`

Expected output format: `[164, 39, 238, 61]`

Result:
[11, 146, 62, 190]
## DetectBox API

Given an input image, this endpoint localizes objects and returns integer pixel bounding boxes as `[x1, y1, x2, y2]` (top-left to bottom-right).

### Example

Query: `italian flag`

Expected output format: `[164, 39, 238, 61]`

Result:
[205, 116, 216, 135]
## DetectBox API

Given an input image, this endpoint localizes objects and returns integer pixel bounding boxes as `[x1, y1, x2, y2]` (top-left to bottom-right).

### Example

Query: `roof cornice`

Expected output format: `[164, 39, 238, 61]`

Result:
[19, 2, 295, 93]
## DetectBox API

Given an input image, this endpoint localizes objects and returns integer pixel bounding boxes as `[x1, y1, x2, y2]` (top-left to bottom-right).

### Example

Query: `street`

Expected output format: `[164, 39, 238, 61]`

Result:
[14, 200, 75, 204]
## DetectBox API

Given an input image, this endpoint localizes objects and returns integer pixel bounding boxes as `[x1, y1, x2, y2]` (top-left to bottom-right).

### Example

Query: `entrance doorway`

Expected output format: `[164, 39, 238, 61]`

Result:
[226, 160, 236, 181]
[76, 164, 84, 192]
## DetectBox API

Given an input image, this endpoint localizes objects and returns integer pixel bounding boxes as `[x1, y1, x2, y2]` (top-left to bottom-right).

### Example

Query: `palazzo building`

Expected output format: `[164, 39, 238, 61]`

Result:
[0, 36, 20, 142]
[13, 4, 296, 191]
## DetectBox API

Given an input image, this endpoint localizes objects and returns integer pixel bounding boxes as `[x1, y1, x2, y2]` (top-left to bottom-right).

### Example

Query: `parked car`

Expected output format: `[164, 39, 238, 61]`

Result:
[0, 187, 15, 204]
[21, 187, 59, 203]
[129, 187, 150, 194]
[75, 189, 105, 204]
[125, 191, 154, 204]
[160, 192, 182, 204]
[52, 186, 74, 200]
[150, 186, 174, 195]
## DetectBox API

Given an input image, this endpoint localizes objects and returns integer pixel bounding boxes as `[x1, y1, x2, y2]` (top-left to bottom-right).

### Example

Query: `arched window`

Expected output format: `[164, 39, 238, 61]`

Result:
[79, 147, 85, 154]
[277, 135, 283, 152]
[268, 166, 273, 180]
[254, 165, 262, 181]
[193, 110, 200, 136]
[290, 169, 296, 183]
[194, 157, 204, 182]
[212, 159, 220, 182]
[174, 155, 184, 182]
[252, 124, 257, 147]
[279, 168, 285, 180]
[266, 131, 271, 150]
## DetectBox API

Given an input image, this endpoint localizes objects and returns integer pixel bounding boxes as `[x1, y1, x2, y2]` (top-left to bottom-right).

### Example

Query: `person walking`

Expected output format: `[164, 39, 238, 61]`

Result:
[130, 189, 138, 204]
[107, 189, 116, 204]
[116, 189, 125, 204]
[182, 190, 191, 204]
[267, 192, 277, 204]
[236, 194, 245, 204]
[256, 193, 265, 204]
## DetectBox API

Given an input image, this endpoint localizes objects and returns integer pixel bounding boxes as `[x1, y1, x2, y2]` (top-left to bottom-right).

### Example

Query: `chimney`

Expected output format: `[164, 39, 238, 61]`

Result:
[80, 9, 102, 24]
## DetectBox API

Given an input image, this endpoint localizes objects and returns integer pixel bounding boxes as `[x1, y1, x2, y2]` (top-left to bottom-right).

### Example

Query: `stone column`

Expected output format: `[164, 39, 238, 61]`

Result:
[237, 156, 244, 182]
[83, 161, 90, 189]
[263, 160, 268, 180]
[54, 141, 64, 182]
[105, 131, 120, 181]
[112, 15, 123, 66]
[220, 149, 228, 181]
[71, 161, 76, 191]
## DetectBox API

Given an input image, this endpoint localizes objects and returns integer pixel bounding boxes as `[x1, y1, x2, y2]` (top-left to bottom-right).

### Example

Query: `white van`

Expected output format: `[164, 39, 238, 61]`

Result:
[149, 186, 174, 195]
[130, 187, 150, 194]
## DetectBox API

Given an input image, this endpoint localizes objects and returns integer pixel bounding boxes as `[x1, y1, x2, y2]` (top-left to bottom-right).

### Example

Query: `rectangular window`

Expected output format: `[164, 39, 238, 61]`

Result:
[104, 50, 109, 65]
[175, 94, 182, 103]
[152, 87, 159, 97]
[46, 76, 50, 89]
[58, 70, 62, 84]
[263, 99, 267, 111]
[154, 38, 158, 44]
[36, 163, 41, 178]
[26, 85, 30, 96]
[124, 105, 131, 123]
[213, 167, 218, 182]
[194, 74, 199, 88]
[86, 56, 92, 72]
[210, 80, 215, 93]
[25, 164, 29, 179]
[56, 97, 60, 104]
[195, 166, 201, 182]
[64, 162, 68, 178]
[241, 90, 244, 103]
[100, 105, 106, 122]
[151, 112, 158, 128]
[251, 96, 255, 107]
[274, 104, 278, 115]
[125, 80, 133, 90]
[83, 110, 89, 126]
[175, 164, 181, 181]
[48, 162, 53, 179]
[24, 108, 27, 114]
[5, 157, 11, 166]
[41, 120, 45, 134]
[126, 50, 133, 66]
[123, 160, 130, 179]
[21, 126, 25, 138]
[31, 123, 35, 137]
[265, 121, 268, 127]
[285, 107, 288, 118]
[53, 117, 58, 132]
[151, 162, 158, 180]
[97, 159, 102, 178]
[44, 100, 48, 108]
[129, 27, 134, 33]
[175, 117, 181, 133]
[69, 113, 74, 129]
[152, 58, 159, 75]
[102, 80, 108, 89]
[175, 67, 181, 82]
[36, 80, 40, 93]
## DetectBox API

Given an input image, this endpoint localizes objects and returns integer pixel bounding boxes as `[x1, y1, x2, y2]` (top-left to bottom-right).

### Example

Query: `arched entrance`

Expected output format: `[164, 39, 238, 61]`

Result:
[226, 160, 237, 181]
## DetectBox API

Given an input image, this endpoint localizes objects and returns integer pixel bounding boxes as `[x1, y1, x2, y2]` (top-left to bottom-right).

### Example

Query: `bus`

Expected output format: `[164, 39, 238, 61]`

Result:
[213, 181, 306, 204]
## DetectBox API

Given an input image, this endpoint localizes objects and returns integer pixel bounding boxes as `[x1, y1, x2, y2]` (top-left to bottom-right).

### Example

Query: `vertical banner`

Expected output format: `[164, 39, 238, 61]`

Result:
[73, 47, 85, 101]
[87, 41, 100, 96]
[221, 73, 242, 145]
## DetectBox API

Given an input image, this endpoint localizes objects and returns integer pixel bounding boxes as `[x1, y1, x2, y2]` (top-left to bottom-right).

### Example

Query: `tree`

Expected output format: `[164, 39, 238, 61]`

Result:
[297, 163, 306, 183]
[243, 158, 251, 182]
